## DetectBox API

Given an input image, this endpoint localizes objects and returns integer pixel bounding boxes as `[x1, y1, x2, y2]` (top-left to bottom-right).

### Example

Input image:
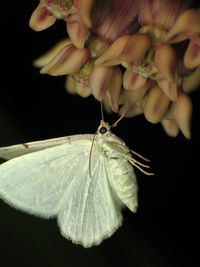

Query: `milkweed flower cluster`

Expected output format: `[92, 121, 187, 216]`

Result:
[29, 0, 200, 139]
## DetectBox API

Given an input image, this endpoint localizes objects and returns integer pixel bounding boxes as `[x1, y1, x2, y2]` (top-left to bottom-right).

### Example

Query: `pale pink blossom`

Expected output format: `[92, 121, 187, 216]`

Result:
[30, 0, 199, 139]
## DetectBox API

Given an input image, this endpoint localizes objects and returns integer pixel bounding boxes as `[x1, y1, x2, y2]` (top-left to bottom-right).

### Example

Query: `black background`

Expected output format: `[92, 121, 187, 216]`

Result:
[0, 1, 199, 266]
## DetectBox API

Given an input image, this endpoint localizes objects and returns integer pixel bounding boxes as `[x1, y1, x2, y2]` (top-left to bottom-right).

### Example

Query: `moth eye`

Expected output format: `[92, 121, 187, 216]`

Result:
[99, 127, 107, 134]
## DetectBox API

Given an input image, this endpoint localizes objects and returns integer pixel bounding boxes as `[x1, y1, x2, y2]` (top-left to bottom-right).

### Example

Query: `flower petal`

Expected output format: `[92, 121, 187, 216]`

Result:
[65, 75, 76, 95]
[184, 40, 200, 69]
[157, 78, 177, 101]
[119, 102, 142, 118]
[138, 0, 189, 30]
[89, 66, 114, 101]
[118, 84, 148, 117]
[154, 44, 177, 82]
[183, 66, 200, 93]
[161, 119, 179, 137]
[103, 96, 113, 114]
[118, 90, 143, 118]
[75, 0, 94, 28]
[40, 45, 90, 76]
[106, 67, 122, 112]
[171, 93, 192, 139]
[165, 9, 198, 43]
[94, 35, 130, 66]
[29, 2, 56, 31]
[123, 69, 147, 91]
[75, 81, 92, 97]
[67, 21, 89, 49]
[33, 39, 72, 67]
[143, 85, 170, 124]
[120, 33, 152, 62]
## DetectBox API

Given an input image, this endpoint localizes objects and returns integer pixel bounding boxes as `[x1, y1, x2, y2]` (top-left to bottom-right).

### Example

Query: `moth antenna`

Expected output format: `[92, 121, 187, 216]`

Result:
[100, 101, 104, 121]
[111, 102, 128, 128]
[88, 132, 97, 177]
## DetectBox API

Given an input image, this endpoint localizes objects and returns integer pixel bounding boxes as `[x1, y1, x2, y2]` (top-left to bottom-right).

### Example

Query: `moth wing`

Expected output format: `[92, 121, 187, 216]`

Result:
[0, 138, 93, 218]
[57, 146, 123, 248]
[0, 137, 123, 247]
[0, 134, 93, 160]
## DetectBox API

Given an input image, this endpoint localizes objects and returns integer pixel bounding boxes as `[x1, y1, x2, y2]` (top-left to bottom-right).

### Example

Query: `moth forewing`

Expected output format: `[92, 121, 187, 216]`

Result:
[0, 134, 93, 160]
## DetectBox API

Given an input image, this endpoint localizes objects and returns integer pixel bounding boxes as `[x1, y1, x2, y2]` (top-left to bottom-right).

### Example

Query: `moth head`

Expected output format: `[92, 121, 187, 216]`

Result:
[98, 120, 111, 135]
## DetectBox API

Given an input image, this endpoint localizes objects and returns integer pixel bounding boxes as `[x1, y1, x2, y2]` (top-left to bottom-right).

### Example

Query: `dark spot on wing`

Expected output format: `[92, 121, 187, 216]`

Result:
[22, 143, 29, 149]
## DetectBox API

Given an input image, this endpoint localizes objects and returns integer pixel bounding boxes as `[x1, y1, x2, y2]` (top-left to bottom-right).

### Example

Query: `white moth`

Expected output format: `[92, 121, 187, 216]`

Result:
[0, 120, 152, 248]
